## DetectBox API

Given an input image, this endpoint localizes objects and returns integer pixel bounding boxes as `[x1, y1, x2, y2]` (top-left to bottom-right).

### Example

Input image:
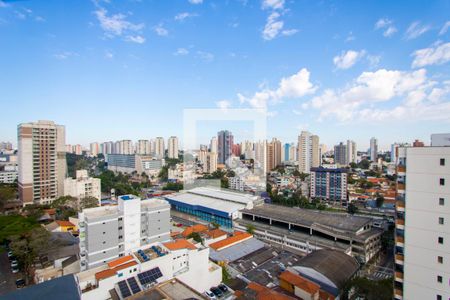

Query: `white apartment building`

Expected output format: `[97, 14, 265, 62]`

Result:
[167, 136, 179, 159]
[78, 195, 171, 271]
[77, 238, 222, 300]
[369, 137, 378, 162]
[73, 144, 83, 155]
[210, 136, 218, 153]
[64, 170, 101, 202]
[136, 140, 151, 155]
[90, 143, 99, 157]
[18, 120, 66, 205]
[347, 140, 357, 164]
[155, 137, 165, 159]
[0, 170, 18, 184]
[394, 135, 450, 300]
[297, 131, 320, 173]
[198, 150, 218, 173]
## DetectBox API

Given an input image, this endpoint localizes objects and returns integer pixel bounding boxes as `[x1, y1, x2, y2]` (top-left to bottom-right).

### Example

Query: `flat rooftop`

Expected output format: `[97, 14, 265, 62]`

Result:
[186, 187, 258, 204]
[209, 237, 265, 262]
[166, 191, 246, 215]
[242, 204, 372, 232]
[141, 198, 170, 209]
[83, 205, 118, 218]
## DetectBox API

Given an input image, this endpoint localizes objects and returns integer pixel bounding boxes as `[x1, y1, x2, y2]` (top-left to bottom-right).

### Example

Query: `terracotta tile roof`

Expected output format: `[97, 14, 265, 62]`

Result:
[205, 229, 227, 239]
[55, 220, 75, 227]
[279, 271, 320, 295]
[209, 232, 252, 251]
[163, 239, 197, 251]
[107, 255, 134, 268]
[44, 208, 56, 215]
[171, 231, 181, 237]
[95, 261, 138, 281]
[182, 224, 208, 237]
[247, 282, 295, 300]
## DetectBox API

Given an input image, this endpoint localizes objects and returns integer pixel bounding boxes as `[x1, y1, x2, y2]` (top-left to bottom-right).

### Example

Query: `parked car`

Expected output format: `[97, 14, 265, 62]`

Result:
[210, 287, 223, 298]
[218, 284, 229, 293]
[12, 266, 19, 273]
[11, 260, 18, 268]
[7, 251, 13, 258]
[15, 279, 25, 289]
[204, 290, 217, 300]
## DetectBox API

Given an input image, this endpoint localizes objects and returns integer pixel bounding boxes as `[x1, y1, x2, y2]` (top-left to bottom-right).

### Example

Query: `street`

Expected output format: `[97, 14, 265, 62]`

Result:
[0, 251, 21, 296]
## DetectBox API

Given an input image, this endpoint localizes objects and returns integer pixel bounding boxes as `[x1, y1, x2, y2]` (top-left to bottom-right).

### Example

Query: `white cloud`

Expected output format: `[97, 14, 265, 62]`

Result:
[54, 51, 78, 60]
[35, 16, 46, 22]
[374, 18, 397, 37]
[174, 48, 189, 56]
[188, 0, 203, 4]
[197, 51, 214, 62]
[154, 23, 168, 36]
[411, 42, 450, 68]
[94, 7, 145, 42]
[104, 50, 114, 59]
[262, 12, 283, 40]
[126, 35, 145, 44]
[367, 55, 381, 68]
[262, 0, 285, 10]
[333, 50, 366, 69]
[174, 12, 198, 21]
[282, 29, 298, 36]
[307, 68, 445, 122]
[239, 68, 317, 109]
[439, 21, 450, 35]
[216, 100, 231, 110]
[404, 21, 431, 40]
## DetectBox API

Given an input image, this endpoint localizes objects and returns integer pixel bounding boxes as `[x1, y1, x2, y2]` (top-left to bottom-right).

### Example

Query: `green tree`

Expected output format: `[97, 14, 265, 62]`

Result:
[349, 162, 358, 169]
[158, 166, 169, 181]
[246, 224, 255, 234]
[376, 195, 385, 208]
[80, 197, 100, 210]
[342, 277, 393, 300]
[187, 232, 203, 244]
[292, 169, 301, 177]
[9, 227, 51, 284]
[347, 203, 358, 214]
[162, 182, 183, 191]
[0, 184, 17, 211]
[211, 222, 220, 229]
[358, 159, 371, 170]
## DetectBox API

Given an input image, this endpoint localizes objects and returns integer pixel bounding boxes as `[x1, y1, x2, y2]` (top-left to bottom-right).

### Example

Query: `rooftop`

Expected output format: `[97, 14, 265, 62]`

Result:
[187, 187, 258, 204]
[295, 249, 359, 289]
[205, 228, 228, 239]
[181, 224, 208, 237]
[55, 220, 75, 227]
[241, 204, 372, 233]
[107, 255, 134, 268]
[163, 239, 197, 251]
[209, 237, 265, 262]
[209, 231, 253, 251]
[279, 271, 320, 295]
[95, 260, 138, 281]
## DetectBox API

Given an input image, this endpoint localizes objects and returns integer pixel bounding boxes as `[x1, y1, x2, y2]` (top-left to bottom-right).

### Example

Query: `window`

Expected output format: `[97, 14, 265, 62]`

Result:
[439, 217, 444, 225]
[440, 158, 445, 166]
[118, 226, 123, 230]
[439, 198, 445, 206]
[440, 178, 445, 186]
[436, 295, 441, 300]
[103, 232, 105, 234]
[437, 275, 442, 283]
[438, 256, 443, 264]
[438, 237, 444, 244]
[119, 235, 123, 239]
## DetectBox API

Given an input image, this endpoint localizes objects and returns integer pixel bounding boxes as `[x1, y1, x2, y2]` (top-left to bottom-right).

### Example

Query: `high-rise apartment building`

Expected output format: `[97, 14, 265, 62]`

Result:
[0, 141, 13, 151]
[334, 142, 347, 166]
[18, 120, 66, 205]
[254, 140, 267, 174]
[217, 130, 233, 165]
[369, 137, 378, 161]
[347, 140, 357, 164]
[297, 131, 320, 173]
[64, 170, 101, 202]
[210, 136, 218, 153]
[310, 167, 348, 202]
[289, 143, 297, 161]
[136, 140, 151, 155]
[394, 135, 450, 300]
[79, 195, 171, 270]
[90, 142, 99, 157]
[168, 136, 179, 159]
[267, 138, 282, 171]
[155, 137, 165, 159]
[283, 143, 290, 162]
[73, 144, 83, 155]
[198, 150, 218, 173]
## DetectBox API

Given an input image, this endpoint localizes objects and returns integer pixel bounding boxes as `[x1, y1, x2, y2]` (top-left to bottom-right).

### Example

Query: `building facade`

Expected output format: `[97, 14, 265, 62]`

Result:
[370, 137, 378, 162]
[167, 136, 179, 159]
[64, 170, 101, 202]
[394, 138, 450, 300]
[217, 130, 233, 165]
[297, 131, 320, 173]
[347, 140, 357, 164]
[334, 142, 347, 166]
[79, 195, 171, 270]
[310, 167, 348, 202]
[155, 137, 165, 159]
[18, 120, 66, 205]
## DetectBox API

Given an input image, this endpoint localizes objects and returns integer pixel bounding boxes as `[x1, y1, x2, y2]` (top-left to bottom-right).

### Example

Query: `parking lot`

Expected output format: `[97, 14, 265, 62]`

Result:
[0, 250, 23, 296]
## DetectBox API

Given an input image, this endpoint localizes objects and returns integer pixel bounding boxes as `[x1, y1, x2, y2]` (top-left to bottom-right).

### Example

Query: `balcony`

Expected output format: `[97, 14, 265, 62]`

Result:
[394, 289, 403, 299]
[397, 183, 405, 190]
[396, 236, 404, 244]
[395, 271, 403, 281]
[396, 219, 405, 226]
[396, 200, 405, 209]
[395, 254, 404, 263]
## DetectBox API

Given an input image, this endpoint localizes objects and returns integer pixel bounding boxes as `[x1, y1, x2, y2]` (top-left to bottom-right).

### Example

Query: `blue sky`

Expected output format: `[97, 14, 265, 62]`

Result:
[0, 0, 449, 150]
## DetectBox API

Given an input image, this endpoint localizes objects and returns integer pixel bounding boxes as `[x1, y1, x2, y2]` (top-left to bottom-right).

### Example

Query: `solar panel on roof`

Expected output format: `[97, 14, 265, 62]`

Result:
[118, 280, 132, 298]
[127, 277, 141, 294]
[137, 267, 163, 285]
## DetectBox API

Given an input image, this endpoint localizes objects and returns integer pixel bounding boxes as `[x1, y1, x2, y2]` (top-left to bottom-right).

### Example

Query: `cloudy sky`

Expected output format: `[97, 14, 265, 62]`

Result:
[0, 0, 449, 150]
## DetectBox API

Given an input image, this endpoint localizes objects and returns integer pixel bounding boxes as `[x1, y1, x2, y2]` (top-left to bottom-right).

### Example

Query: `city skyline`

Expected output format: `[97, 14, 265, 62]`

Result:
[1, 1, 449, 148]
